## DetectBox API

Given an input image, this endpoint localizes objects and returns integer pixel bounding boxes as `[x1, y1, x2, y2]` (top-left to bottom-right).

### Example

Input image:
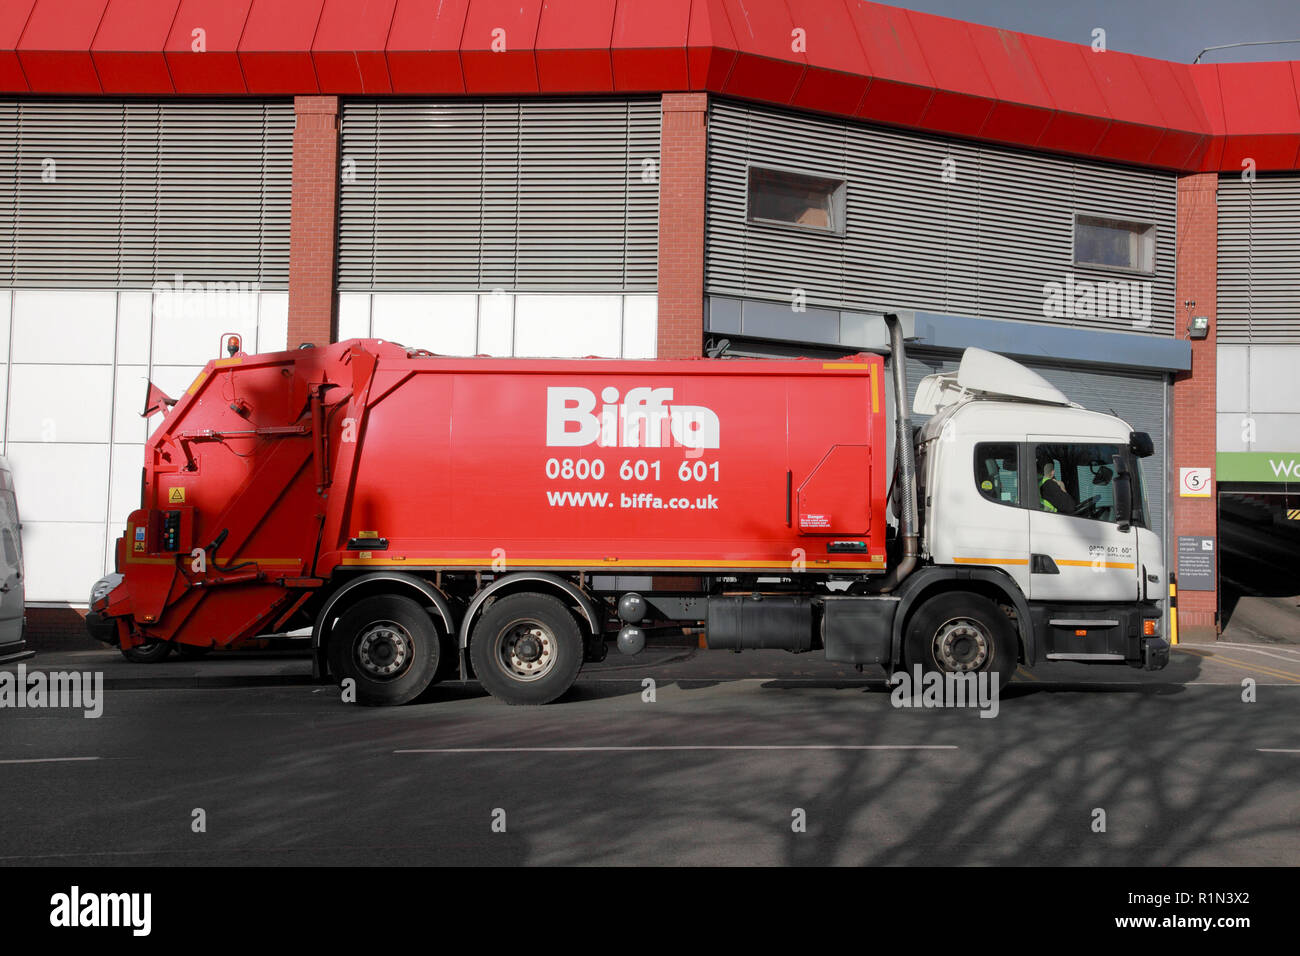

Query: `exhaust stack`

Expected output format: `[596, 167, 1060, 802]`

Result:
[875, 312, 918, 593]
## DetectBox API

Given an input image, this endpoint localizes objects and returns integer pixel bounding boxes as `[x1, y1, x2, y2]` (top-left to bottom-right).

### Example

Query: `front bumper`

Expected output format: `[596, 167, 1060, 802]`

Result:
[85, 609, 118, 645]
[1142, 636, 1171, 671]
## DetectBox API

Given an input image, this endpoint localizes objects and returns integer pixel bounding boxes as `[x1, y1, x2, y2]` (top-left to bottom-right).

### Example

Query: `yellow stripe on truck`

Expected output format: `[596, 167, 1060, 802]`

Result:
[341, 557, 888, 570]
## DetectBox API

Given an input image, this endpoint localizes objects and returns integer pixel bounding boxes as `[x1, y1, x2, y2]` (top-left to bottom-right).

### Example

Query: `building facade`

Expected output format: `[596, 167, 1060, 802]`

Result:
[2, 0, 1298, 642]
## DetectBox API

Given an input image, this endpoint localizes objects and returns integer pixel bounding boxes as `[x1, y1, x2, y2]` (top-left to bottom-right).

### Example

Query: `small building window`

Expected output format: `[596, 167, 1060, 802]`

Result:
[1074, 214, 1156, 273]
[747, 167, 846, 234]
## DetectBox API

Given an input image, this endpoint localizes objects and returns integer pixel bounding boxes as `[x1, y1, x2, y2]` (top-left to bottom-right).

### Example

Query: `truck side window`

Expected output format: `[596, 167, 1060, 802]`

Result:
[974, 443, 1019, 506]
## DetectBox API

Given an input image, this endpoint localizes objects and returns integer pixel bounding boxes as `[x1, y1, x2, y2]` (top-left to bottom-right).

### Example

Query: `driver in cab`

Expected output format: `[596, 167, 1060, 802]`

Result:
[1038, 460, 1076, 514]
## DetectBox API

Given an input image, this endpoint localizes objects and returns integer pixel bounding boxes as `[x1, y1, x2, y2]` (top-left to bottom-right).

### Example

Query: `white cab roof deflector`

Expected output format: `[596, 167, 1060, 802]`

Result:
[913, 348, 1072, 415]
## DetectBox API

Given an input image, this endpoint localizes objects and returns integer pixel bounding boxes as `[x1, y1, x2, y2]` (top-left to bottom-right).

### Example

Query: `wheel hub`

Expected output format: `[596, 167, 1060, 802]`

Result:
[357, 622, 413, 678]
[933, 618, 991, 672]
[501, 622, 556, 681]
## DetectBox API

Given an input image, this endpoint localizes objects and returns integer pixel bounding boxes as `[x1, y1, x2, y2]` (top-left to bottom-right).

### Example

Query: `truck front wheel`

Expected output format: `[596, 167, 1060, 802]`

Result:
[470, 593, 584, 705]
[903, 592, 1017, 693]
[328, 595, 442, 706]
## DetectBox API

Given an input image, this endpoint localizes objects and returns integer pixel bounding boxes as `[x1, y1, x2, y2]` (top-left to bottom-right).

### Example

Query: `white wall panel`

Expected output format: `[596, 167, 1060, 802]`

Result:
[1247, 346, 1300, 412]
[19, 521, 107, 603]
[1216, 345, 1249, 413]
[514, 294, 622, 357]
[1248, 414, 1300, 451]
[150, 290, 259, 365]
[477, 292, 514, 355]
[148, 365, 203, 406]
[623, 295, 657, 358]
[108, 443, 144, 526]
[6, 443, 110, 523]
[337, 293, 371, 340]
[116, 291, 152, 365]
[11, 290, 116, 363]
[8, 364, 112, 443]
[1218, 413, 1247, 453]
[371, 293, 478, 355]
[257, 292, 289, 353]
[0, 290, 10, 362]
[113, 365, 151, 444]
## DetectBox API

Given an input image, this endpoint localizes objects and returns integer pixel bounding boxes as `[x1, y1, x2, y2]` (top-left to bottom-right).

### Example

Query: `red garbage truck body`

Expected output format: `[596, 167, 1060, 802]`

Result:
[89, 338, 894, 702]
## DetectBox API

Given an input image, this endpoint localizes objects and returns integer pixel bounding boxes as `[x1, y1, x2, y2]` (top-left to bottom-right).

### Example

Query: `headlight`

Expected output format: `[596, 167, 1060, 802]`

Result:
[89, 573, 123, 609]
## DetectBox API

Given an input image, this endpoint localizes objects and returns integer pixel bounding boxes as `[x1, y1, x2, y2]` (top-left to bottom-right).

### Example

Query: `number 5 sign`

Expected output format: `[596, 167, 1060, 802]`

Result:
[1180, 467, 1212, 497]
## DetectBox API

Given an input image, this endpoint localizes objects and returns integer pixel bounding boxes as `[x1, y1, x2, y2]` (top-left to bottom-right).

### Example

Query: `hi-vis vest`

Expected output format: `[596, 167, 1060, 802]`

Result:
[1039, 475, 1058, 513]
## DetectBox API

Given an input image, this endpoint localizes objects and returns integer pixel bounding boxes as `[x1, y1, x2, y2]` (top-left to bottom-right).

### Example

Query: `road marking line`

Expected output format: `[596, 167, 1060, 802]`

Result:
[1257, 749, 1300, 753]
[395, 745, 958, 754]
[0, 757, 101, 765]
[1178, 647, 1300, 683]
[1208, 643, 1300, 665]
[1015, 666, 1040, 682]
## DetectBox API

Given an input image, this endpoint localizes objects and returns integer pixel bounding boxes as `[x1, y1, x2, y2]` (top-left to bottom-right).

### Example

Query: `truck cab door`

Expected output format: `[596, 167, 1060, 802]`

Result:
[1026, 439, 1139, 602]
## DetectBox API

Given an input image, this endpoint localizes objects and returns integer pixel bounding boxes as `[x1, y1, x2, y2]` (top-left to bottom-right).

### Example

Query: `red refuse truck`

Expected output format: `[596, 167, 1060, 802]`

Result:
[87, 315, 1169, 704]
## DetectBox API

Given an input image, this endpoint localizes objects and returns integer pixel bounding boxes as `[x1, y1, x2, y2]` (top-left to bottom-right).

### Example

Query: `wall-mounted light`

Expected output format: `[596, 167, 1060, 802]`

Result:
[1188, 315, 1210, 340]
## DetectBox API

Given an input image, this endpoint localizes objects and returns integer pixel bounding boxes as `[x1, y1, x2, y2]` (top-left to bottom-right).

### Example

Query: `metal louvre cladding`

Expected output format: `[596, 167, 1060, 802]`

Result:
[1218, 174, 1300, 344]
[707, 100, 1177, 336]
[338, 98, 661, 292]
[0, 99, 292, 288]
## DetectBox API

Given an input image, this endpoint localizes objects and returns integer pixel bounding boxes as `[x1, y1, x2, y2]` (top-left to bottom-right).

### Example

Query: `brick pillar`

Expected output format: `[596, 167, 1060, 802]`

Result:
[657, 93, 708, 359]
[1172, 173, 1218, 639]
[288, 95, 340, 347]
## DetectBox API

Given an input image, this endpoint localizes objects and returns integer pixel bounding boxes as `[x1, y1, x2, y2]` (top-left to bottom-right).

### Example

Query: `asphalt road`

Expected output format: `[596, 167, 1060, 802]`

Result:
[1, 643, 1298, 866]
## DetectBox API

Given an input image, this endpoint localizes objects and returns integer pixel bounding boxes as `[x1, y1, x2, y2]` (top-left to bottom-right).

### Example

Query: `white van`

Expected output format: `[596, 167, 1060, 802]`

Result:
[0, 456, 30, 663]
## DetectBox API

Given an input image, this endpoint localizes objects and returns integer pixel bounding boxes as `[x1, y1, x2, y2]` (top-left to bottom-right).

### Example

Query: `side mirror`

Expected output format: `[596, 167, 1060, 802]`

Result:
[1113, 470, 1133, 532]
[1129, 431, 1154, 458]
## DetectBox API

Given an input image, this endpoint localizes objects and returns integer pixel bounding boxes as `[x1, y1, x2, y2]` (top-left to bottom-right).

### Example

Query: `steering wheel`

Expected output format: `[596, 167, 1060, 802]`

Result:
[1072, 494, 1101, 518]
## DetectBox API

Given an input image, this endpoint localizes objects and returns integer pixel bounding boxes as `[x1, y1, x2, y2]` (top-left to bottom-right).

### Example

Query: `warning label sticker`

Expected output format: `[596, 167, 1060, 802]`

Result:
[133, 541, 145, 552]
[800, 513, 831, 530]
[134, 527, 146, 541]
[167, 487, 185, 504]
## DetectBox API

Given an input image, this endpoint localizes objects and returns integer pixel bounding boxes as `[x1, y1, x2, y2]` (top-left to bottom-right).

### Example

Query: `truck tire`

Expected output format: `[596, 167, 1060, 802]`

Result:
[470, 593, 583, 705]
[328, 595, 442, 706]
[120, 640, 172, 663]
[903, 591, 1017, 693]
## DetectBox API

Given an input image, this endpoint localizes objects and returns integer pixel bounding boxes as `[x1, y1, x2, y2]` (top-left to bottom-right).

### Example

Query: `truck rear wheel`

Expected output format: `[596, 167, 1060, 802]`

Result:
[120, 640, 172, 663]
[470, 593, 583, 705]
[328, 595, 442, 706]
[904, 592, 1017, 693]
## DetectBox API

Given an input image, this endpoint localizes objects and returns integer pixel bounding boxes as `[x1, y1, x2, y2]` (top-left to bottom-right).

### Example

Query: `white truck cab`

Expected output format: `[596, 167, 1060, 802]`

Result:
[912, 349, 1167, 668]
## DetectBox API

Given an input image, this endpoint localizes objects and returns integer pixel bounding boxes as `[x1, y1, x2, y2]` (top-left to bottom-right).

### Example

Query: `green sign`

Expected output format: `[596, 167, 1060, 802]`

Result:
[1216, 452, 1300, 483]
